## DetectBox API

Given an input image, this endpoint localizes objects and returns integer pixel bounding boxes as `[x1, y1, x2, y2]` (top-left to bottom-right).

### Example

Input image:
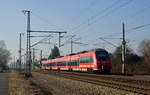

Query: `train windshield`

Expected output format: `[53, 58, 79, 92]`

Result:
[96, 51, 109, 61]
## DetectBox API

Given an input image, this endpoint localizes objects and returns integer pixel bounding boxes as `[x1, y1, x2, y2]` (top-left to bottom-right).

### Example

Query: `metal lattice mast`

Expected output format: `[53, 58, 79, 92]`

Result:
[23, 10, 31, 75]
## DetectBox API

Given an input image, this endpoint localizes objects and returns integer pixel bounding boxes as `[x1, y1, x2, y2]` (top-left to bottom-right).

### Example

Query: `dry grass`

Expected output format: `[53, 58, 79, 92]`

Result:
[32, 72, 140, 95]
[8, 71, 37, 95]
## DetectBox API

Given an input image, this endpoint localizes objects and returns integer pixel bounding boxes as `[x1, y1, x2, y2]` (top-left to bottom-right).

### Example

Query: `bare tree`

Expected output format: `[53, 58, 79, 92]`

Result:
[48, 45, 60, 59]
[0, 40, 10, 69]
[138, 40, 150, 57]
[138, 39, 150, 72]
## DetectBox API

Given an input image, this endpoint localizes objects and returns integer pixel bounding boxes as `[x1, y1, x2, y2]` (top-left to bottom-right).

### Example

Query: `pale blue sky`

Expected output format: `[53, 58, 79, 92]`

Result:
[0, 0, 150, 60]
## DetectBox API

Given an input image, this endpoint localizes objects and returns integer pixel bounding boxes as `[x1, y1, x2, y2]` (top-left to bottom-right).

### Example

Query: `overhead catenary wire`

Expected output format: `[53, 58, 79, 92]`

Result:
[76, 0, 133, 37]
[69, 0, 123, 34]
[126, 24, 150, 32]
[86, 0, 133, 27]
[63, 0, 133, 48]
[100, 23, 150, 39]
[63, 0, 124, 47]
[96, 23, 150, 51]
[30, 0, 132, 52]
[125, 5, 150, 21]
[65, 0, 133, 49]
[32, 12, 65, 31]
[31, 35, 53, 47]
[79, 1, 150, 39]
[70, 0, 98, 24]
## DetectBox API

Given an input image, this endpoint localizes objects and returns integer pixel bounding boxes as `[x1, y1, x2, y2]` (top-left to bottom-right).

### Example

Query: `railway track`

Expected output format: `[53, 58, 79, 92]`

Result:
[37, 70, 150, 95]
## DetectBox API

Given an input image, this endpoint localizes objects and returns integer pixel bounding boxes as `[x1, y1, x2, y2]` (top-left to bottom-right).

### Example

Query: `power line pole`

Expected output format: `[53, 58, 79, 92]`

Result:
[70, 35, 76, 54]
[32, 48, 35, 70]
[38, 50, 42, 70]
[23, 10, 32, 77]
[19, 33, 21, 71]
[71, 37, 73, 54]
[23, 54, 26, 70]
[122, 23, 126, 74]
[40, 50, 42, 61]
[19, 33, 23, 71]
[59, 32, 61, 47]
[14, 56, 16, 70]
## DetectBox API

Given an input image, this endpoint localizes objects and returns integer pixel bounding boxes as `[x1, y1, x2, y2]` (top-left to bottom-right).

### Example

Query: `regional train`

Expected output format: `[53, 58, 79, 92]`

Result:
[40, 48, 112, 73]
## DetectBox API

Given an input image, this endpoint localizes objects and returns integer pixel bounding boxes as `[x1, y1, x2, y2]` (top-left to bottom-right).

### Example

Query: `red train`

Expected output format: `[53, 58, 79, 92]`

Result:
[40, 48, 112, 73]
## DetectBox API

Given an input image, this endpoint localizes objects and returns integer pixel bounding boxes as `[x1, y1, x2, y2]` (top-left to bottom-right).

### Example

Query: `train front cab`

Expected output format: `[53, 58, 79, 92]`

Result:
[95, 50, 112, 73]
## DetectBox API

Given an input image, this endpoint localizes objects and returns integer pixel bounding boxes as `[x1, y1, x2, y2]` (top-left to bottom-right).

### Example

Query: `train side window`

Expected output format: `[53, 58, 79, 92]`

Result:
[79, 58, 82, 63]
[74, 60, 75, 66]
[86, 56, 89, 63]
[82, 57, 84, 63]
[72, 61, 73, 66]
[68, 61, 71, 66]
[64, 61, 66, 66]
[58, 62, 59, 66]
[84, 57, 87, 63]
[86, 57, 88, 63]
[88, 56, 90, 63]
[79, 57, 82, 63]
[84, 57, 86, 63]
[75, 60, 77, 66]
[80, 57, 85, 63]
[74, 60, 76, 66]
[90, 56, 94, 63]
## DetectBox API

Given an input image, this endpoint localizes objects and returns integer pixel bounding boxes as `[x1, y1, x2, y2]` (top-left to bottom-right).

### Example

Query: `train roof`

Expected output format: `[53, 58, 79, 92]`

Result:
[41, 48, 108, 63]
[67, 48, 107, 56]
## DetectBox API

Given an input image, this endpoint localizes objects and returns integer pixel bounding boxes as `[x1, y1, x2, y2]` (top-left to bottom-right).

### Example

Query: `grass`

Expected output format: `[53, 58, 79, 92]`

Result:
[8, 71, 37, 95]
[32, 72, 140, 95]
[8, 71, 140, 95]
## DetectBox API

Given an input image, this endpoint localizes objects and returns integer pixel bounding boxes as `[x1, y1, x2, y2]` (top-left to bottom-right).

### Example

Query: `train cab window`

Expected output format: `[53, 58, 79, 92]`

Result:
[96, 51, 109, 61]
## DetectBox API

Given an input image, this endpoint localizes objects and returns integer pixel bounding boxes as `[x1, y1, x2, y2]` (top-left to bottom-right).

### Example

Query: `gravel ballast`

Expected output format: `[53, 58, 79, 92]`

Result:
[32, 72, 140, 95]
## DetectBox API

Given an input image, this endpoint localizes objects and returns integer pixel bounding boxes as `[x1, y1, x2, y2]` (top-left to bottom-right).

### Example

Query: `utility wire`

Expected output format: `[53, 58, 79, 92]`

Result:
[69, 0, 133, 44]
[100, 23, 150, 39]
[70, 0, 98, 24]
[32, 12, 65, 31]
[66, 0, 133, 45]
[126, 5, 150, 20]
[87, 0, 133, 27]
[64, 0, 123, 46]
[71, 0, 133, 35]
[70, 0, 122, 33]
[126, 24, 150, 32]
[31, 35, 52, 47]
[72, 0, 150, 36]
[82, 0, 133, 37]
